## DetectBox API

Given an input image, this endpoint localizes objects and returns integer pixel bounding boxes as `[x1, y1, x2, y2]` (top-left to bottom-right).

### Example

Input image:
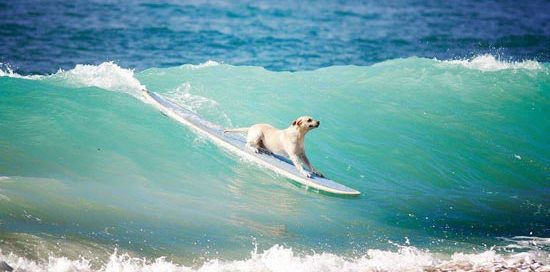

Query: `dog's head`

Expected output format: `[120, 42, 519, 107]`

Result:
[291, 116, 320, 132]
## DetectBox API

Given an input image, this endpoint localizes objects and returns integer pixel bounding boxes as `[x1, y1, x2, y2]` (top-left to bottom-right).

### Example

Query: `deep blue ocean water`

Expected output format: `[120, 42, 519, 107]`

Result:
[1, 0, 549, 73]
[0, 1, 549, 271]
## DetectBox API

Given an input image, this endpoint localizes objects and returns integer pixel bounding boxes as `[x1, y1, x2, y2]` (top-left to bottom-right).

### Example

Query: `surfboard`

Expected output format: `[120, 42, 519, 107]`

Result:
[143, 90, 360, 196]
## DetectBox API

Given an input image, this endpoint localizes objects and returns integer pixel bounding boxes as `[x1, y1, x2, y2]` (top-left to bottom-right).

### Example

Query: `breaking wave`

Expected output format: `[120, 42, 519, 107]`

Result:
[0, 242, 548, 272]
[440, 54, 544, 72]
[1, 56, 548, 271]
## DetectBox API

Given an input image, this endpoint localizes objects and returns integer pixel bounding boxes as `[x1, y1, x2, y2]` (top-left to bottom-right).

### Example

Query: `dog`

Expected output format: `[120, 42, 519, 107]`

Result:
[224, 116, 324, 178]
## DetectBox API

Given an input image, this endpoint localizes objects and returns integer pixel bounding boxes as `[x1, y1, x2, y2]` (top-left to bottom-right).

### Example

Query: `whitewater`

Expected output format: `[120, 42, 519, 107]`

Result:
[0, 56, 549, 271]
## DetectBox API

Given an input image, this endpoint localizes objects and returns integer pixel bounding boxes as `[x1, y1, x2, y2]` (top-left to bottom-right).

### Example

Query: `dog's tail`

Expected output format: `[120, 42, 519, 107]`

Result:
[223, 127, 249, 134]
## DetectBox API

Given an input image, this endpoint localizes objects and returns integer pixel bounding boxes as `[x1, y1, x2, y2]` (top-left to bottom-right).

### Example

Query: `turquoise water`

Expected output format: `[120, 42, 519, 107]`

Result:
[0, 57, 548, 270]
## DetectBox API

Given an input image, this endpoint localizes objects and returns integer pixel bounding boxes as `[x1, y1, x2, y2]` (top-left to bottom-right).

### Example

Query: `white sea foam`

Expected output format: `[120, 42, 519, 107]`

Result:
[1, 62, 146, 99]
[441, 54, 544, 72]
[165, 82, 233, 127]
[166, 82, 218, 113]
[0, 244, 548, 272]
[55, 62, 146, 98]
[0, 63, 44, 79]
[184, 60, 221, 70]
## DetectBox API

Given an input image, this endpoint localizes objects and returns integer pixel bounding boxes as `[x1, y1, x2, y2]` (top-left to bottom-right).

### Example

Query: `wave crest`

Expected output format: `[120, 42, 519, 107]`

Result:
[441, 54, 544, 71]
[0, 63, 44, 79]
[56, 62, 145, 98]
[183, 60, 221, 69]
[1, 62, 146, 99]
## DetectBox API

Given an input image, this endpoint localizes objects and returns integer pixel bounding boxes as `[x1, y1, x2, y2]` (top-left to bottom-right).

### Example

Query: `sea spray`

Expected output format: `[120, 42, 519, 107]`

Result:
[440, 54, 545, 72]
[0, 244, 548, 272]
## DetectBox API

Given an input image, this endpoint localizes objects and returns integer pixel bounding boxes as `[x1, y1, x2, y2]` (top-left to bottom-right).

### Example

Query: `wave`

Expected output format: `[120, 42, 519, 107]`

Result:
[0, 60, 225, 100]
[0, 243, 548, 272]
[1, 55, 545, 83]
[0, 55, 545, 103]
[439, 54, 545, 72]
[55, 62, 146, 98]
[0, 63, 44, 79]
[183, 60, 221, 70]
[1, 55, 545, 117]
[0, 61, 145, 99]
[1, 56, 548, 271]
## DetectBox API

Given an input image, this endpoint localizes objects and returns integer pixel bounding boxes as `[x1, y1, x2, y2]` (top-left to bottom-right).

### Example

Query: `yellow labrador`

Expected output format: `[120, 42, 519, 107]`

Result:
[224, 116, 324, 178]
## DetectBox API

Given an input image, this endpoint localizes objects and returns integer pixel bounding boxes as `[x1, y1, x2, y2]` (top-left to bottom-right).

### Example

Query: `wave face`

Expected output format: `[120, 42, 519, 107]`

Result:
[0, 57, 549, 270]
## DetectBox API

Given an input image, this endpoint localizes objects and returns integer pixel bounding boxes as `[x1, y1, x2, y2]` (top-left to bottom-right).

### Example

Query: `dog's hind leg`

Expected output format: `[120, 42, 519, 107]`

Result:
[246, 143, 260, 153]
[245, 129, 262, 153]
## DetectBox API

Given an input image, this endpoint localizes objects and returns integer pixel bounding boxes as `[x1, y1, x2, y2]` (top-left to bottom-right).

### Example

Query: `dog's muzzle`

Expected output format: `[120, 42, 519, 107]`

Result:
[310, 121, 320, 128]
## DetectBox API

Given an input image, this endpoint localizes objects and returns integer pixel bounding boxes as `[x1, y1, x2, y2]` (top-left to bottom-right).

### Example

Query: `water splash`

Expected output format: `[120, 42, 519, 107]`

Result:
[0, 244, 548, 272]
[441, 54, 544, 72]
[55, 62, 146, 98]
[0, 63, 44, 79]
[164, 82, 233, 127]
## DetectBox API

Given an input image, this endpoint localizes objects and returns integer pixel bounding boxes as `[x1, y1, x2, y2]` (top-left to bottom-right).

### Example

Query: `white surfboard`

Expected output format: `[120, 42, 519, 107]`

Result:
[143, 90, 360, 196]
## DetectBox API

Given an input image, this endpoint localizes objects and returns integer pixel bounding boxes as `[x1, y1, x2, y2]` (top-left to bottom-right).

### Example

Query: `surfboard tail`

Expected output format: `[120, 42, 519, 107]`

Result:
[223, 127, 250, 134]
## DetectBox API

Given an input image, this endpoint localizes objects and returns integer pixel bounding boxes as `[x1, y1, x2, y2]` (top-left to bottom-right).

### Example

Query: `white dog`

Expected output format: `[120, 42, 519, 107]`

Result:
[224, 116, 324, 178]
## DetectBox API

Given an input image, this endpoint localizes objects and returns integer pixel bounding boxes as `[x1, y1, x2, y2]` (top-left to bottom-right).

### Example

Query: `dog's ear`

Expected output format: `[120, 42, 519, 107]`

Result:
[297, 120, 302, 126]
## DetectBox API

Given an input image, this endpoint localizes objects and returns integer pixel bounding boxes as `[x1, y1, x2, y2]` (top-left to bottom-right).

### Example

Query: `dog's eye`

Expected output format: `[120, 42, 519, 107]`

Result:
[307, 118, 312, 122]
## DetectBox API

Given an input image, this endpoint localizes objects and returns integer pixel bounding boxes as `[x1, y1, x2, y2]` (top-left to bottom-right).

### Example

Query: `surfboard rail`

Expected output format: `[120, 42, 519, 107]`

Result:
[142, 90, 360, 196]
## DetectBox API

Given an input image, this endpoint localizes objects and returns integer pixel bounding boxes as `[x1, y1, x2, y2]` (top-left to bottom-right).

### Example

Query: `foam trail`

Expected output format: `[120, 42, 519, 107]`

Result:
[165, 82, 233, 127]
[165, 82, 218, 113]
[441, 54, 544, 71]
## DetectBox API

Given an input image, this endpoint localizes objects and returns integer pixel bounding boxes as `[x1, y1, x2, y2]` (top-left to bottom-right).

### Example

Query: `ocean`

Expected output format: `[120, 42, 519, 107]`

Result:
[1, 0, 549, 271]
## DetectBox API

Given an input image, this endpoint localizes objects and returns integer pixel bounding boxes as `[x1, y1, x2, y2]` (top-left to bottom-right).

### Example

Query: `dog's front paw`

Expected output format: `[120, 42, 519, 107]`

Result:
[246, 145, 260, 153]
[313, 171, 325, 178]
[300, 170, 312, 178]
[260, 148, 273, 155]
